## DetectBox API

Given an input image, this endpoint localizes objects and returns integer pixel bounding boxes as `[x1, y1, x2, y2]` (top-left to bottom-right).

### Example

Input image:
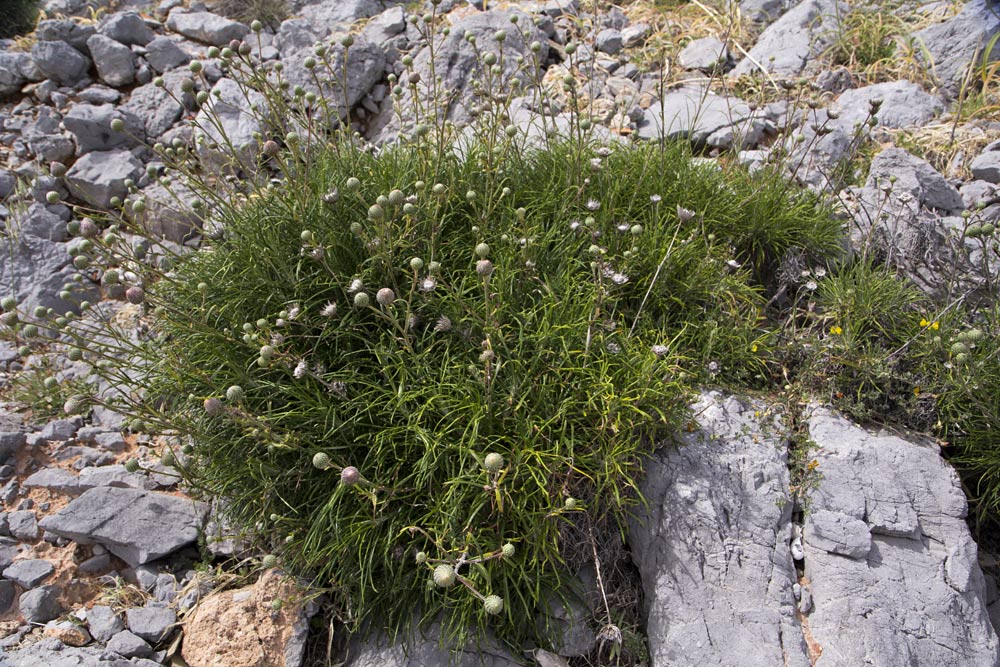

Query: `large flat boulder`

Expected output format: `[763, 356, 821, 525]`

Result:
[38, 487, 208, 567]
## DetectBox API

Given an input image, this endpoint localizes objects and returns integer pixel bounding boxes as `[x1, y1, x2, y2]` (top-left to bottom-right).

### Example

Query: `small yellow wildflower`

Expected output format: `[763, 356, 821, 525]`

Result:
[807, 459, 819, 471]
[919, 318, 939, 330]
[829, 325, 843, 335]
[751, 343, 758, 353]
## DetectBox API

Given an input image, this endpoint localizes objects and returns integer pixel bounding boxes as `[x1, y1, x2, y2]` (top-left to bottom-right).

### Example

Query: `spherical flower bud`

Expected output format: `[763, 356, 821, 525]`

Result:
[226, 385, 244, 402]
[0, 296, 15, 311]
[110, 118, 125, 132]
[22, 324, 38, 338]
[564, 497, 578, 510]
[50, 161, 67, 177]
[63, 395, 85, 414]
[0, 312, 17, 327]
[45, 191, 60, 204]
[368, 204, 384, 221]
[340, 34, 354, 47]
[340, 466, 361, 485]
[651, 344, 668, 358]
[479, 350, 495, 363]
[259, 345, 274, 360]
[124, 459, 140, 473]
[345, 177, 361, 192]
[354, 292, 370, 308]
[204, 397, 224, 416]
[415, 551, 428, 564]
[483, 595, 504, 615]
[432, 183, 446, 196]
[262, 554, 278, 569]
[501, 543, 515, 558]
[432, 564, 456, 588]
[475, 243, 490, 258]
[263, 140, 280, 157]
[476, 260, 493, 277]
[161, 449, 176, 466]
[251, 19, 263, 32]
[79, 218, 98, 238]
[71, 255, 90, 270]
[376, 288, 396, 306]
[125, 286, 145, 304]
[189, 60, 203, 73]
[483, 452, 504, 473]
[387, 189, 406, 207]
[312, 452, 332, 469]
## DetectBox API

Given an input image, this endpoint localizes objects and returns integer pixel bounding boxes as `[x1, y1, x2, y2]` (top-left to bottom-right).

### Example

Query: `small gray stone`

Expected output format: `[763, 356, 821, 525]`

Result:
[165, 10, 248, 46]
[23, 467, 80, 495]
[0, 52, 30, 96]
[731, 0, 842, 76]
[31, 40, 91, 86]
[35, 19, 96, 52]
[960, 180, 1000, 209]
[362, 6, 406, 44]
[121, 76, 185, 139]
[7, 510, 38, 541]
[87, 604, 125, 642]
[13, 204, 68, 242]
[971, 140, 1000, 184]
[126, 605, 176, 643]
[65, 149, 144, 208]
[100, 11, 155, 46]
[621, 23, 651, 48]
[93, 431, 127, 452]
[77, 84, 121, 104]
[64, 103, 144, 155]
[678, 36, 729, 70]
[296, 0, 383, 37]
[0, 579, 15, 613]
[0, 432, 26, 460]
[107, 629, 153, 658]
[144, 35, 190, 73]
[18, 585, 62, 623]
[40, 418, 79, 441]
[866, 147, 964, 211]
[740, 0, 787, 23]
[87, 34, 136, 87]
[3, 558, 55, 588]
[78, 552, 112, 573]
[595, 28, 623, 55]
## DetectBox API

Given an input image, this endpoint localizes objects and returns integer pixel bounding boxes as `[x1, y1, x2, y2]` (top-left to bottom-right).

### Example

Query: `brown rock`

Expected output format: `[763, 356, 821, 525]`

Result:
[181, 570, 313, 667]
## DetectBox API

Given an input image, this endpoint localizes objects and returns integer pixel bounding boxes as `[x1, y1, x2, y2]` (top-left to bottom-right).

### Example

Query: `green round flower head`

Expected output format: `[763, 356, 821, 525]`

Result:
[161, 449, 176, 467]
[501, 543, 515, 558]
[262, 554, 278, 569]
[410, 257, 424, 271]
[124, 459, 140, 473]
[312, 452, 331, 470]
[432, 564, 456, 588]
[43, 377, 58, 390]
[21, 324, 38, 338]
[45, 191, 60, 204]
[475, 243, 490, 258]
[483, 595, 504, 615]
[483, 452, 504, 473]
[388, 189, 405, 206]
[226, 385, 244, 402]
[63, 395, 85, 415]
[270, 599, 283, 611]
[1, 296, 15, 312]
[353, 292, 370, 308]
[415, 551, 427, 564]
[110, 118, 124, 132]
[345, 177, 361, 192]
[564, 497, 578, 510]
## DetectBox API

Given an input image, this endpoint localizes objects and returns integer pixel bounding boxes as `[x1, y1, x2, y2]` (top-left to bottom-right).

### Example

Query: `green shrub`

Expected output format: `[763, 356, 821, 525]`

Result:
[0, 0, 38, 39]
[0, 18, 842, 650]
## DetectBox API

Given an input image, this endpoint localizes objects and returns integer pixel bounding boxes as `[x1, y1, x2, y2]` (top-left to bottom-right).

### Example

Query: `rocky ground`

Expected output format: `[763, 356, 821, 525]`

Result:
[0, 0, 999, 665]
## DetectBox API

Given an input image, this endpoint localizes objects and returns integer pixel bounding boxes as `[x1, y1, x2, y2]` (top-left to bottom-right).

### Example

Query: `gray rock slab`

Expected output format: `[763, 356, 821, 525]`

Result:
[0, 579, 15, 613]
[31, 40, 91, 86]
[803, 407, 1000, 665]
[107, 629, 153, 658]
[361, 6, 406, 44]
[296, 0, 384, 37]
[193, 77, 267, 169]
[833, 80, 943, 130]
[279, 37, 384, 123]
[121, 77, 185, 139]
[18, 585, 61, 623]
[38, 487, 207, 567]
[637, 86, 764, 148]
[3, 558, 54, 588]
[0, 432, 26, 461]
[628, 391, 811, 667]
[87, 604, 125, 642]
[971, 140, 1000, 184]
[144, 35, 190, 73]
[86, 34, 135, 87]
[678, 36, 728, 70]
[78, 464, 156, 491]
[64, 103, 144, 155]
[35, 19, 96, 52]
[23, 467, 80, 495]
[740, 0, 787, 23]
[40, 418, 79, 441]
[126, 605, 176, 643]
[731, 0, 843, 76]
[9, 204, 67, 242]
[346, 619, 520, 667]
[595, 28, 623, 55]
[914, 0, 1000, 90]
[865, 147, 964, 212]
[7, 510, 38, 541]
[0, 52, 30, 96]
[0, 238, 78, 320]
[65, 149, 144, 208]
[165, 10, 248, 46]
[99, 11, 155, 46]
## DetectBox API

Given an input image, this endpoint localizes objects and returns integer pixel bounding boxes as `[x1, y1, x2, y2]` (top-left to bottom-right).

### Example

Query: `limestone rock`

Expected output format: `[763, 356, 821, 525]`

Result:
[345, 618, 521, 667]
[64, 103, 144, 155]
[99, 11, 155, 46]
[65, 149, 144, 208]
[38, 487, 208, 567]
[731, 0, 843, 76]
[166, 10, 248, 46]
[144, 35, 190, 73]
[865, 147, 964, 212]
[181, 569, 315, 667]
[35, 19, 96, 52]
[193, 78, 267, 170]
[637, 87, 765, 148]
[971, 140, 1000, 184]
[678, 36, 729, 71]
[914, 0, 1000, 91]
[629, 391, 811, 667]
[86, 34, 136, 87]
[31, 40, 91, 86]
[802, 407, 1000, 665]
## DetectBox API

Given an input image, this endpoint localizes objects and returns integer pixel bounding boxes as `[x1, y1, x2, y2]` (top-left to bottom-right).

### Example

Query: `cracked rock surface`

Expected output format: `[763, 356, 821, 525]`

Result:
[802, 407, 1000, 666]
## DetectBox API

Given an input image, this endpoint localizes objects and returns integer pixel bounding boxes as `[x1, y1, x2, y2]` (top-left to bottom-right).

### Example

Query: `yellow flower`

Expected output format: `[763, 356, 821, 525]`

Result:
[920, 318, 928, 327]
[829, 325, 843, 335]
[920, 318, 939, 330]
[807, 459, 819, 471]
[751, 343, 758, 353]
[932, 321, 939, 330]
